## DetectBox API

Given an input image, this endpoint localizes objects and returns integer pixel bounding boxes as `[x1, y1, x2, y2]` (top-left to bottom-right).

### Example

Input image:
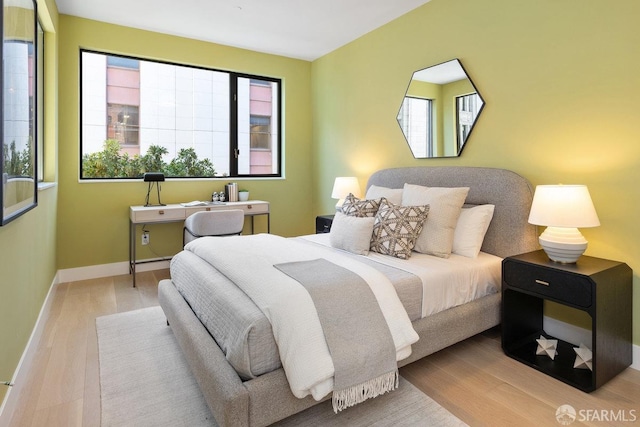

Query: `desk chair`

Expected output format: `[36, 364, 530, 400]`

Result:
[183, 209, 245, 245]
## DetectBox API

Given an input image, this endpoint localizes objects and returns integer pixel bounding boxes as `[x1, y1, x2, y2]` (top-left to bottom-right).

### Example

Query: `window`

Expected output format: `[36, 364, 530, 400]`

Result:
[456, 93, 483, 151]
[80, 50, 282, 179]
[397, 97, 433, 158]
[107, 104, 139, 145]
[250, 116, 271, 150]
[36, 20, 44, 181]
[1, 0, 39, 224]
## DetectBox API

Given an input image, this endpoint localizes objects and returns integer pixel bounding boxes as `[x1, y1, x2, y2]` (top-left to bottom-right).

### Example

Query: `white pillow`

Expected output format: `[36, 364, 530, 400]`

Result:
[401, 184, 469, 258]
[329, 212, 375, 255]
[452, 205, 495, 258]
[365, 185, 403, 205]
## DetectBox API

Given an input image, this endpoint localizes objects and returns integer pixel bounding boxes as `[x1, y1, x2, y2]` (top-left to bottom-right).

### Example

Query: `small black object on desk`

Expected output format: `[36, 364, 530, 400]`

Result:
[143, 172, 166, 206]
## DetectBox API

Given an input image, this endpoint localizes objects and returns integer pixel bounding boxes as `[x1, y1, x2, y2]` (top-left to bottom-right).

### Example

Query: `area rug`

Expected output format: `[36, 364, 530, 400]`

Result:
[97, 306, 467, 427]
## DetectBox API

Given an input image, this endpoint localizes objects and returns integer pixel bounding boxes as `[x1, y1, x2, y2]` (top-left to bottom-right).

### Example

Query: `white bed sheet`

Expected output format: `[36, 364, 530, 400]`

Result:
[301, 233, 502, 318]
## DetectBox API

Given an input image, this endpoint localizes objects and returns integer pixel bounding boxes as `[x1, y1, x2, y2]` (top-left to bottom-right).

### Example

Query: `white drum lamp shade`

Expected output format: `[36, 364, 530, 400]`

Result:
[528, 185, 600, 263]
[331, 177, 361, 209]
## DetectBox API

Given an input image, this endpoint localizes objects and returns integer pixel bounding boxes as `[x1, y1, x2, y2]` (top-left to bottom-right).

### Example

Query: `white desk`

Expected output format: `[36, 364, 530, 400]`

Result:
[129, 201, 269, 286]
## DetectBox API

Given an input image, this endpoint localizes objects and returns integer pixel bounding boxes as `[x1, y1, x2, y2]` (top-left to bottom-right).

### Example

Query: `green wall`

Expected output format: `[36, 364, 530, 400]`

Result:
[312, 0, 640, 345]
[56, 16, 314, 269]
[0, 0, 59, 405]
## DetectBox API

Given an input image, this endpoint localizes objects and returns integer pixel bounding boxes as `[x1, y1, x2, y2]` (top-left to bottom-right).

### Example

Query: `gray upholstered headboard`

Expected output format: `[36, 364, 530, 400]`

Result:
[367, 166, 539, 258]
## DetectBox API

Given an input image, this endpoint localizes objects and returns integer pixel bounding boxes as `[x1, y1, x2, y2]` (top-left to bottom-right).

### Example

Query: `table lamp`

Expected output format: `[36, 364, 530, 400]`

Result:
[528, 184, 600, 263]
[331, 177, 361, 209]
[143, 172, 166, 206]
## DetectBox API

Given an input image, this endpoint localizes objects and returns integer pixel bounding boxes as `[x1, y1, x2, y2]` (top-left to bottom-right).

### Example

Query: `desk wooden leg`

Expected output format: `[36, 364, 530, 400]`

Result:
[130, 221, 137, 287]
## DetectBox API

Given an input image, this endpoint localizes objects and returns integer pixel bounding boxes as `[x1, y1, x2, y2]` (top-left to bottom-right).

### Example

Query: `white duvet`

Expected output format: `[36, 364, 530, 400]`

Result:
[301, 233, 502, 318]
[185, 234, 419, 401]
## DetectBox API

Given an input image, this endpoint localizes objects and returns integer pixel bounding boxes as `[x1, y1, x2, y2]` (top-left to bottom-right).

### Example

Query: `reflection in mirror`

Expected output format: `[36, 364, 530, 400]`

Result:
[1, 0, 38, 225]
[397, 59, 484, 158]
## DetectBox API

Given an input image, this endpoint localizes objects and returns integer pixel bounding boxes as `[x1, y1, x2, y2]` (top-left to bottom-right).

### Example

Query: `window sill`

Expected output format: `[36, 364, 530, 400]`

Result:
[38, 181, 57, 191]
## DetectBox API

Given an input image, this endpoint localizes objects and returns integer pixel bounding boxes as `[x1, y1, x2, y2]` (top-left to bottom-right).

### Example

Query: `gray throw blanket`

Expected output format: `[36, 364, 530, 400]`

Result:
[274, 258, 398, 412]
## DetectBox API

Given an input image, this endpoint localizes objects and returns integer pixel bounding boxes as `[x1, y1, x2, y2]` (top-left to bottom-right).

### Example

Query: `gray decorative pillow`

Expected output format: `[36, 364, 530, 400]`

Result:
[329, 212, 376, 255]
[365, 185, 403, 205]
[402, 184, 469, 258]
[370, 199, 429, 259]
[341, 193, 382, 217]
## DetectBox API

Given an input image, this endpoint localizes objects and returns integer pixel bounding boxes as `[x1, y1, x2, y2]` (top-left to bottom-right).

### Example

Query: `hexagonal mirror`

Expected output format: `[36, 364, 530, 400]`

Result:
[397, 59, 485, 158]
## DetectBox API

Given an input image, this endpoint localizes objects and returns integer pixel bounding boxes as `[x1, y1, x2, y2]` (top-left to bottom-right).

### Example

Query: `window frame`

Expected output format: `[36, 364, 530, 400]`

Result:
[36, 19, 44, 182]
[79, 49, 283, 180]
[397, 96, 433, 158]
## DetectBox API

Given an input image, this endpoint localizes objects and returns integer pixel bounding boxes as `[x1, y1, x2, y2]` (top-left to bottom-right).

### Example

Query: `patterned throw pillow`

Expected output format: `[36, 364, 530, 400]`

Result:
[341, 193, 382, 217]
[370, 199, 430, 259]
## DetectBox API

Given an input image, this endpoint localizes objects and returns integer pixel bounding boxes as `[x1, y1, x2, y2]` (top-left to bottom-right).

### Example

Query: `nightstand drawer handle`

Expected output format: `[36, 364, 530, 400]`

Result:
[535, 279, 550, 286]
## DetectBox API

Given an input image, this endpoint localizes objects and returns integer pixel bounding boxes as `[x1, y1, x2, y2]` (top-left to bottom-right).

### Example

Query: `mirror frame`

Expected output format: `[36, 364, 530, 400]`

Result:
[397, 58, 485, 158]
[1, 0, 38, 225]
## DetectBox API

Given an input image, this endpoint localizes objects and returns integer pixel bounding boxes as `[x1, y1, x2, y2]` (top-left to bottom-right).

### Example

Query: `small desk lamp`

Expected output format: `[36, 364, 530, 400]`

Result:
[331, 177, 361, 209]
[528, 184, 600, 263]
[143, 172, 166, 206]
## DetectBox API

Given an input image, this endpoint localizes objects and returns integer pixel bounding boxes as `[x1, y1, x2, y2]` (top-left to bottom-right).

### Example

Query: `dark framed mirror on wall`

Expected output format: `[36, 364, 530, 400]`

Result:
[397, 59, 485, 158]
[1, 0, 37, 225]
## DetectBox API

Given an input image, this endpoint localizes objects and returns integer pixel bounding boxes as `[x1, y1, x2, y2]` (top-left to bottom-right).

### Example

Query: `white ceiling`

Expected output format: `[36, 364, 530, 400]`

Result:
[55, 0, 432, 61]
[412, 59, 468, 84]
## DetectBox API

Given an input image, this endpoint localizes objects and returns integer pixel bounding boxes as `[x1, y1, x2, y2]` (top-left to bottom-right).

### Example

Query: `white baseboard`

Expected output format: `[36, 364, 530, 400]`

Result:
[544, 316, 639, 371]
[0, 272, 60, 427]
[57, 259, 170, 283]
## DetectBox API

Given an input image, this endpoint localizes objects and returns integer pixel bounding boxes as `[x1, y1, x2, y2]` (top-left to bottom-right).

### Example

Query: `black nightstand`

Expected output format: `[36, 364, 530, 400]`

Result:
[315, 215, 334, 234]
[502, 250, 632, 392]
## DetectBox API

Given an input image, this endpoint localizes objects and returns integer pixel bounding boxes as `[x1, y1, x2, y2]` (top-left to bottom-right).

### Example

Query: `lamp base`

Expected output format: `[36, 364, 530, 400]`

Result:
[539, 227, 588, 264]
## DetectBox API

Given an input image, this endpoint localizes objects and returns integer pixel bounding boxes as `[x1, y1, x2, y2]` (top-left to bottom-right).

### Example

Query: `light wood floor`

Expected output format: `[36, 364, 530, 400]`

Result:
[5, 270, 640, 426]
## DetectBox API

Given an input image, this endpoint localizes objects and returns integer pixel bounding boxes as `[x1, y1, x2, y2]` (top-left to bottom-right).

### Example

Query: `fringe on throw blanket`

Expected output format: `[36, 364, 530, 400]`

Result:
[332, 370, 399, 413]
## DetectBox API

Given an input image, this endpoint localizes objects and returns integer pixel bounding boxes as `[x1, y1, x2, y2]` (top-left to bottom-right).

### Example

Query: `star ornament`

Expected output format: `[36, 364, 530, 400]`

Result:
[536, 335, 558, 360]
[573, 343, 593, 371]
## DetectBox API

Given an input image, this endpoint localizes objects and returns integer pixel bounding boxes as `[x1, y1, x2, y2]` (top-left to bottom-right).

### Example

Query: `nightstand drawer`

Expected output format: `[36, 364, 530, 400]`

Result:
[503, 260, 592, 307]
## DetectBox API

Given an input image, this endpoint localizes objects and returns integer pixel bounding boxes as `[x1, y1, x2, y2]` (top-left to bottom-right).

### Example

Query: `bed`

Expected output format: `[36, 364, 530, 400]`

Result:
[158, 166, 539, 427]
